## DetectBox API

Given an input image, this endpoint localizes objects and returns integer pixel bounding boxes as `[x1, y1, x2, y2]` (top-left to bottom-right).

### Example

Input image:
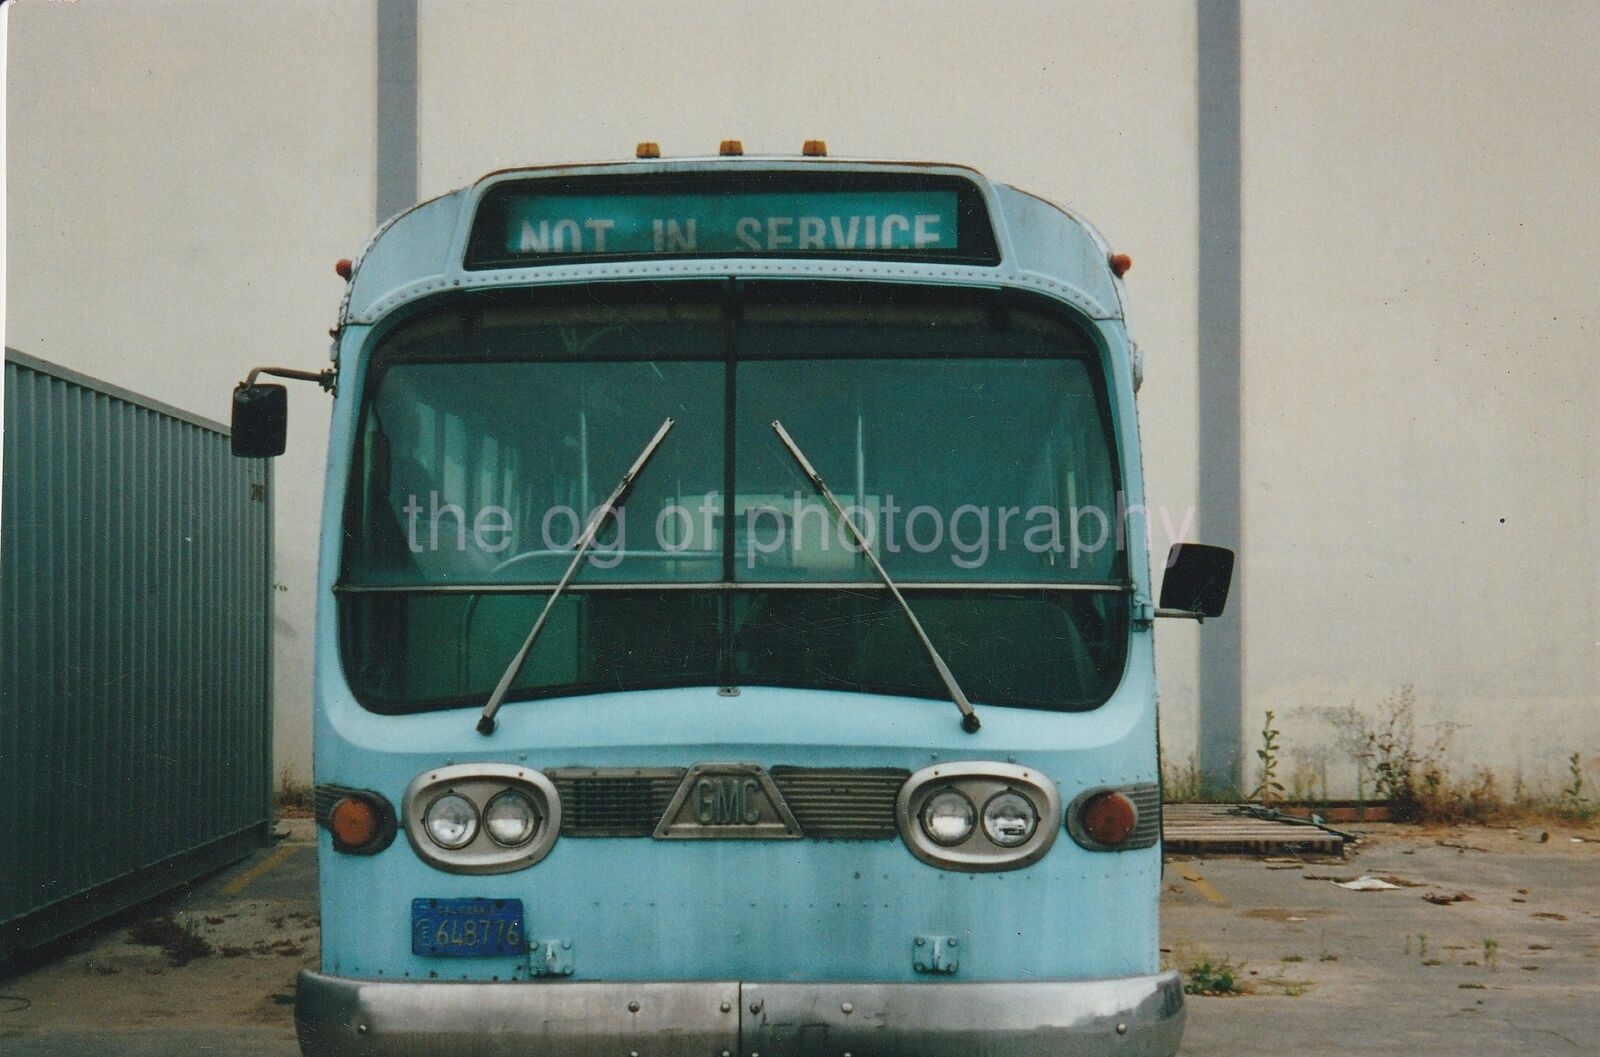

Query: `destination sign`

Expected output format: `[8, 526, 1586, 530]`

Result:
[463, 173, 999, 269]
[501, 191, 960, 257]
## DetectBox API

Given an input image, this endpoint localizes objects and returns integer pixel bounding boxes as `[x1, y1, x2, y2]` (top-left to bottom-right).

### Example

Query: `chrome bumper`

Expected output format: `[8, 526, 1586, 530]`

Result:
[296, 969, 1185, 1057]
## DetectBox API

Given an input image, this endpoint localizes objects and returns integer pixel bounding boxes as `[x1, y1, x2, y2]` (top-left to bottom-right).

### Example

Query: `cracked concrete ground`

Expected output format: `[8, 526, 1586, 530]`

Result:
[1168, 821, 1600, 1056]
[0, 819, 1594, 1055]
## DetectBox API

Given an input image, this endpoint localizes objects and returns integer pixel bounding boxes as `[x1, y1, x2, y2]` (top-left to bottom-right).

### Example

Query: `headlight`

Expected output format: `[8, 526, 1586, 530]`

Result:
[897, 762, 1061, 872]
[484, 789, 539, 847]
[919, 789, 976, 845]
[424, 792, 479, 849]
[982, 790, 1039, 847]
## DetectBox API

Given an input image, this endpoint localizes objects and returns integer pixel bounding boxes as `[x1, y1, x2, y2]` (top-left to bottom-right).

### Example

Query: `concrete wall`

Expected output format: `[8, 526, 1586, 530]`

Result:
[1241, 0, 1600, 796]
[7, 1, 1596, 796]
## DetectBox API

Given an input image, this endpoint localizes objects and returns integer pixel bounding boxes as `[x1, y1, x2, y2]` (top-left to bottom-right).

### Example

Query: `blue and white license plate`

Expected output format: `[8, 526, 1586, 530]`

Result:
[411, 898, 524, 957]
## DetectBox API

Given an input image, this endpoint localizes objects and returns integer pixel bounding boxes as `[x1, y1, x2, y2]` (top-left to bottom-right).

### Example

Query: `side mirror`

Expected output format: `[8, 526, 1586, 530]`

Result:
[1159, 543, 1235, 618]
[231, 383, 288, 458]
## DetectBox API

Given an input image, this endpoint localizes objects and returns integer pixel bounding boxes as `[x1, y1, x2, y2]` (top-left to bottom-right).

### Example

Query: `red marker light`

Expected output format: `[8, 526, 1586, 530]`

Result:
[335, 258, 353, 280]
[1108, 253, 1133, 278]
[1080, 791, 1137, 846]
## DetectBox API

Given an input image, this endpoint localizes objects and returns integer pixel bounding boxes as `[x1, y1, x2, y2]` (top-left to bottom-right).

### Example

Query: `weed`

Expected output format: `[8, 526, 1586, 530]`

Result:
[1319, 952, 1338, 962]
[1280, 954, 1304, 963]
[1561, 753, 1597, 822]
[1418, 934, 1428, 961]
[277, 769, 314, 817]
[1182, 954, 1247, 996]
[1251, 711, 1285, 807]
[1483, 938, 1499, 971]
[1162, 754, 1206, 803]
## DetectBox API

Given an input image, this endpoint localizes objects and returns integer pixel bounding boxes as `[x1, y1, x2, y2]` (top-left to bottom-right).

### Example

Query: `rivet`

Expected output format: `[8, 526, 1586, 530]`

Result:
[720, 1001, 732, 1013]
[948, 938, 958, 947]
[356, 1024, 368, 1035]
[1116, 1022, 1128, 1035]
[628, 1001, 640, 1013]
[750, 1001, 763, 1013]
[563, 940, 572, 949]
[915, 937, 926, 946]
[841, 1002, 853, 1014]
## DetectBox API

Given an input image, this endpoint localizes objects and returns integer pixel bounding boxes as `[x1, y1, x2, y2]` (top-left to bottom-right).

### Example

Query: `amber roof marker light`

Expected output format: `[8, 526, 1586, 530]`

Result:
[719, 139, 744, 156]
[635, 141, 661, 159]
[802, 139, 828, 157]
[1109, 252, 1133, 278]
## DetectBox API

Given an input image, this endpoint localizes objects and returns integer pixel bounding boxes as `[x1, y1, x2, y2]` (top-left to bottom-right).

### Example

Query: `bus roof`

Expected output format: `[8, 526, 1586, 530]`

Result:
[339, 158, 1128, 330]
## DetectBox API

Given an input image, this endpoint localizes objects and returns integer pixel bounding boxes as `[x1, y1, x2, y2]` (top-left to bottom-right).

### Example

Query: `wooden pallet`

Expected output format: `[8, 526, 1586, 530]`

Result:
[1161, 803, 1345, 857]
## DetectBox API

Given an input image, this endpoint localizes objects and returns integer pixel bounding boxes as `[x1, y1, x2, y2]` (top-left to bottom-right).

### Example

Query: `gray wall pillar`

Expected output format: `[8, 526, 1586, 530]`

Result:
[376, 0, 418, 225]
[1196, 0, 1244, 794]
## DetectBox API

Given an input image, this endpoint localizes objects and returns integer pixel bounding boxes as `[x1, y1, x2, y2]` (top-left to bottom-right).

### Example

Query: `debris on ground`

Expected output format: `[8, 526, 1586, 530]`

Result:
[1423, 891, 1475, 905]
[1335, 875, 1401, 891]
[125, 915, 214, 967]
[1519, 829, 1550, 843]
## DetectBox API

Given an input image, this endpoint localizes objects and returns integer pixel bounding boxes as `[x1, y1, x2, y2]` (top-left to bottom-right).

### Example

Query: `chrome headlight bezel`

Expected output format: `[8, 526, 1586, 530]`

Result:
[896, 761, 1060, 872]
[403, 763, 560, 874]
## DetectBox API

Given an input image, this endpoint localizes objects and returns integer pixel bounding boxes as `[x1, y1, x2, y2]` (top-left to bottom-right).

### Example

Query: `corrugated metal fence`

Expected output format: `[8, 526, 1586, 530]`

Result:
[1, 349, 273, 959]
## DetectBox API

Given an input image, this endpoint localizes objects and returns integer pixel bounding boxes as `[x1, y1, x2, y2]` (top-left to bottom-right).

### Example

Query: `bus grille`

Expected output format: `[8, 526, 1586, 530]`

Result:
[548, 769, 686, 837]
[546, 766, 910, 840]
[769, 767, 909, 840]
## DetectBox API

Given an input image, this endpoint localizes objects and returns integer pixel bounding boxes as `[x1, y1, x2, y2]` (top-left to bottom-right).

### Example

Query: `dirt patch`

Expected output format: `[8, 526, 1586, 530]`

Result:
[125, 916, 213, 967]
[252, 938, 306, 957]
[1241, 908, 1330, 922]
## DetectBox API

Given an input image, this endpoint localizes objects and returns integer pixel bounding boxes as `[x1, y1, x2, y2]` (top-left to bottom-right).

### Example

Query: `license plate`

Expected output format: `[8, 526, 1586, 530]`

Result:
[411, 898, 524, 957]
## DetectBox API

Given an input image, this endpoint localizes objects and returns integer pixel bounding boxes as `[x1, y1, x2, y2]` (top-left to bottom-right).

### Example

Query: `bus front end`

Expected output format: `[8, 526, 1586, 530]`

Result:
[262, 159, 1220, 1057]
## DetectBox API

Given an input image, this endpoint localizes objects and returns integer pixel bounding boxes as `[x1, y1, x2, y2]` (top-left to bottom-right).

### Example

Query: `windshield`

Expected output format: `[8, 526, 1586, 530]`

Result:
[340, 281, 1129, 714]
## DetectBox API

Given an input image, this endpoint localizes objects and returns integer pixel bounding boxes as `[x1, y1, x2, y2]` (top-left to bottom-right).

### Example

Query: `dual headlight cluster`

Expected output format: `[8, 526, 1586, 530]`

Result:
[402, 764, 562, 874]
[896, 761, 1062, 871]
[919, 787, 1039, 848]
[423, 788, 540, 849]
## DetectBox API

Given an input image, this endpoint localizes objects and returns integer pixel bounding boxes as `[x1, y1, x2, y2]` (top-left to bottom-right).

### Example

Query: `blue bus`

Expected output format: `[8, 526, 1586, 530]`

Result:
[233, 144, 1233, 1057]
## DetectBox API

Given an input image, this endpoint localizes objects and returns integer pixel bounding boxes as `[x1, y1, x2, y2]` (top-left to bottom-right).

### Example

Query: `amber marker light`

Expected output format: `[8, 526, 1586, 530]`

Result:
[635, 141, 661, 159]
[1080, 791, 1137, 846]
[719, 139, 744, 156]
[802, 139, 828, 157]
[330, 795, 380, 851]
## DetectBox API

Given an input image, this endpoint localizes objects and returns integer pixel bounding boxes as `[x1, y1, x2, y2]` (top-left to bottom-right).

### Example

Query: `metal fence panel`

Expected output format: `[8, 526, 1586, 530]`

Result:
[1, 350, 272, 957]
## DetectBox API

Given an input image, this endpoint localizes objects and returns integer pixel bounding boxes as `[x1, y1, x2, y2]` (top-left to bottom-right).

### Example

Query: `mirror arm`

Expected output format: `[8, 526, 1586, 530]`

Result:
[1155, 608, 1205, 623]
[243, 365, 336, 393]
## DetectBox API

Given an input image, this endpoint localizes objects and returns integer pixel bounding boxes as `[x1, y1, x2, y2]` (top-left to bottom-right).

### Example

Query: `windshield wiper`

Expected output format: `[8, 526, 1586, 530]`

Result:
[771, 420, 980, 734]
[476, 417, 676, 735]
